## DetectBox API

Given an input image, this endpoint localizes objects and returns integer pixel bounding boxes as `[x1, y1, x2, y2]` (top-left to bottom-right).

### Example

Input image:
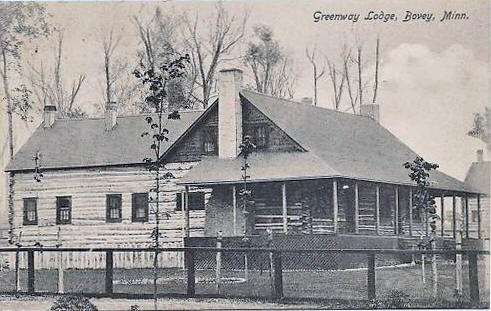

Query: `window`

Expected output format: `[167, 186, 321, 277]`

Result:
[23, 198, 38, 225]
[56, 196, 72, 225]
[254, 125, 268, 148]
[176, 192, 205, 210]
[202, 127, 217, 154]
[132, 193, 149, 222]
[106, 194, 122, 223]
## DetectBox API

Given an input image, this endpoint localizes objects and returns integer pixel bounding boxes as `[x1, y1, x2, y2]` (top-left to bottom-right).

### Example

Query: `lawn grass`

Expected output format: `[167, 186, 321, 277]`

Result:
[0, 260, 488, 308]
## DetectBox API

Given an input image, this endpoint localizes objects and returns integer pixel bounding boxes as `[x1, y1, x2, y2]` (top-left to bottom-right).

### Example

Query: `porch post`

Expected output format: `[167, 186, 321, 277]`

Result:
[333, 180, 339, 234]
[440, 193, 445, 237]
[181, 191, 186, 238]
[452, 194, 457, 239]
[375, 185, 380, 235]
[477, 194, 481, 239]
[282, 183, 288, 234]
[355, 182, 359, 234]
[409, 187, 413, 236]
[465, 194, 469, 239]
[185, 186, 190, 238]
[394, 187, 399, 235]
[232, 186, 237, 236]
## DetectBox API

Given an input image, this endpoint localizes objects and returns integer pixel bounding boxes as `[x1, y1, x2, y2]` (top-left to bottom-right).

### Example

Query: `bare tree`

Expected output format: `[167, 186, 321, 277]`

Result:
[133, 8, 197, 111]
[305, 46, 325, 106]
[0, 3, 49, 160]
[183, 3, 247, 108]
[244, 25, 296, 99]
[372, 36, 380, 104]
[28, 31, 87, 118]
[325, 48, 349, 111]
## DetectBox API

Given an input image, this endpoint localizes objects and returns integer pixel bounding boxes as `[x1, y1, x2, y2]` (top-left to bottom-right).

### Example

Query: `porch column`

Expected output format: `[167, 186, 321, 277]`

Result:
[232, 186, 237, 236]
[185, 186, 190, 238]
[375, 185, 380, 235]
[465, 194, 469, 239]
[282, 183, 288, 234]
[394, 187, 399, 235]
[333, 180, 339, 233]
[354, 182, 359, 234]
[452, 194, 457, 239]
[440, 193, 445, 237]
[181, 191, 186, 238]
[409, 188, 413, 236]
[477, 194, 481, 239]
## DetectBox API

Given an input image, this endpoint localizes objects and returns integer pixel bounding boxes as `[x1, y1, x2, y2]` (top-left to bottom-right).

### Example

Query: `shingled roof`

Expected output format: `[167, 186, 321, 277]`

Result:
[180, 90, 469, 192]
[5, 110, 204, 172]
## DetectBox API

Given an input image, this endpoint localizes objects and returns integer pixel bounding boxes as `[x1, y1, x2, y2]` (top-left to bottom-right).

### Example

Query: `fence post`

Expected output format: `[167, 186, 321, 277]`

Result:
[468, 252, 480, 304]
[216, 231, 222, 294]
[186, 250, 195, 296]
[272, 251, 283, 299]
[367, 253, 376, 300]
[27, 250, 34, 294]
[15, 248, 20, 292]
[105, 250, 113, 295]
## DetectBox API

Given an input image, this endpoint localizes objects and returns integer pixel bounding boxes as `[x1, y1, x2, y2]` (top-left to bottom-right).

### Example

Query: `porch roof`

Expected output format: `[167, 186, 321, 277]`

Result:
[179, 152, 340, 185]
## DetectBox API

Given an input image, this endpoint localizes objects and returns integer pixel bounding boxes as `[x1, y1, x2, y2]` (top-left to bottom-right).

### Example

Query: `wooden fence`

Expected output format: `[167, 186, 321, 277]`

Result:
[0, 246, 488, 304]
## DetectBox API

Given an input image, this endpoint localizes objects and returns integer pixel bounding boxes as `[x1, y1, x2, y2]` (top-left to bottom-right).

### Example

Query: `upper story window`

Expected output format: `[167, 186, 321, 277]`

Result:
[56, 196, 72, 225]
[254, 125, 268, 149]
[132, 193, 149, 222]
[106, 194, 122, 223]
[202, 127, 217, 154]
[176, 192, 205, 211]
[23, 198, 38, 225]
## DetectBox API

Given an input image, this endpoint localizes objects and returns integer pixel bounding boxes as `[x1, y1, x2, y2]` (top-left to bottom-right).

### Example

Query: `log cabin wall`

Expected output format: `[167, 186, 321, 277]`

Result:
[10, 163, 207, 249]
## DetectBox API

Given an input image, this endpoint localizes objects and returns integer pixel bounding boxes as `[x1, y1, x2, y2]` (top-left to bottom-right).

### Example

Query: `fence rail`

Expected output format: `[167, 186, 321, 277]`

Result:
[0, 246, 488, 304]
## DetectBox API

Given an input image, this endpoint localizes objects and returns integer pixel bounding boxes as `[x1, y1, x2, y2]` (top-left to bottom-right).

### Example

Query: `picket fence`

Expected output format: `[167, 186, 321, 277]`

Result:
[3, 242, 184, 270]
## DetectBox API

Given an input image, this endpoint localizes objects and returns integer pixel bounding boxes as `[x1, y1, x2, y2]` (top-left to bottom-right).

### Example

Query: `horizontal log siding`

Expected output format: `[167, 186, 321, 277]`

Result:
[11, 164, 207, 250]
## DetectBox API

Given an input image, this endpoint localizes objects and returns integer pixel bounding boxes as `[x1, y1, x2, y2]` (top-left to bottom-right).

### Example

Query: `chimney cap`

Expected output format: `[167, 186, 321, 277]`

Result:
[219, 68, 243, 74]
[44, 105, 57, 112]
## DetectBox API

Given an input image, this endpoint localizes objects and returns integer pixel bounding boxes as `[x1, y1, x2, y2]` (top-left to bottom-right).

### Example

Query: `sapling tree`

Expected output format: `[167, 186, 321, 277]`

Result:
[133, 52, 189, 308]
[239, 135, 255, 235]
[404, 156, 439, 237]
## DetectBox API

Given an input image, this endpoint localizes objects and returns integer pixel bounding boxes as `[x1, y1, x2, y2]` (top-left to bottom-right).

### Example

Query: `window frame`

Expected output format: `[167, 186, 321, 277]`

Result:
[201, 126, 217, 155]
[106, 194, 122, 223]
[132, 193, 149, 223]
[23, 197, 38, 226]
[56, 196, 72, 225]
[253, 124, 269, 149]
[176, 192, 205, 211]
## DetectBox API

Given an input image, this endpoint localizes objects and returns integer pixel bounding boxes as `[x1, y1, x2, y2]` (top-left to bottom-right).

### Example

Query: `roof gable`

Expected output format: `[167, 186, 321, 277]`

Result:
[240, 90, 466, 192]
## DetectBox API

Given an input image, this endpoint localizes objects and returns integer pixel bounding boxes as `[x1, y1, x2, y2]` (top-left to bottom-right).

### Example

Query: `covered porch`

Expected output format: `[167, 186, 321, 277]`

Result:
[181, 178, 484, 240]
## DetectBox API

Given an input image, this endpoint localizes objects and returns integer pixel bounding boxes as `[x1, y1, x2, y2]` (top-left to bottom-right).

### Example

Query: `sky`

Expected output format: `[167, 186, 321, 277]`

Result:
[0, 0, 489, 230]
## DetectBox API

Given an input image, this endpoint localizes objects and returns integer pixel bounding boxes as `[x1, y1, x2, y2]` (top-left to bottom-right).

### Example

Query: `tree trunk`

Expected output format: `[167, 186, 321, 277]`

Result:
[1, 47, 14, 160]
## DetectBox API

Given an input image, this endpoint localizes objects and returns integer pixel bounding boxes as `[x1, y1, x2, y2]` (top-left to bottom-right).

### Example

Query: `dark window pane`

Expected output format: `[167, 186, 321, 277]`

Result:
[132, 193, 148, 222]
[23, 198, 37, 225]
[106, 194, 122, 223]
[176, 192, 205, 210]
[56, 196, 72, 225]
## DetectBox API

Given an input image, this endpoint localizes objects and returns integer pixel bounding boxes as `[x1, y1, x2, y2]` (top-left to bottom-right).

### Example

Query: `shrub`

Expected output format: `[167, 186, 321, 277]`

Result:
[370, 290, 410, 309]
[129, 305, 141, 311]
[50, 295, 98, 311]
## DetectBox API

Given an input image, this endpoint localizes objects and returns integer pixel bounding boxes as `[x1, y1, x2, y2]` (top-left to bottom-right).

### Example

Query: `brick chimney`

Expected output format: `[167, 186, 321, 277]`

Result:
[360, 104, 380, 123]
[105, 102, 117, 131]
[477, 149, 483, 162]
[43, 105, 57, 128]
[218, 69, 243, 159]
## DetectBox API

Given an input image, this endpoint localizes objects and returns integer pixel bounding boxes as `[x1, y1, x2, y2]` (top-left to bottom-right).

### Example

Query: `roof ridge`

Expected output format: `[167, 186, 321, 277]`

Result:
[240, 89, 371, 119]
[54, 109, 205, 122]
